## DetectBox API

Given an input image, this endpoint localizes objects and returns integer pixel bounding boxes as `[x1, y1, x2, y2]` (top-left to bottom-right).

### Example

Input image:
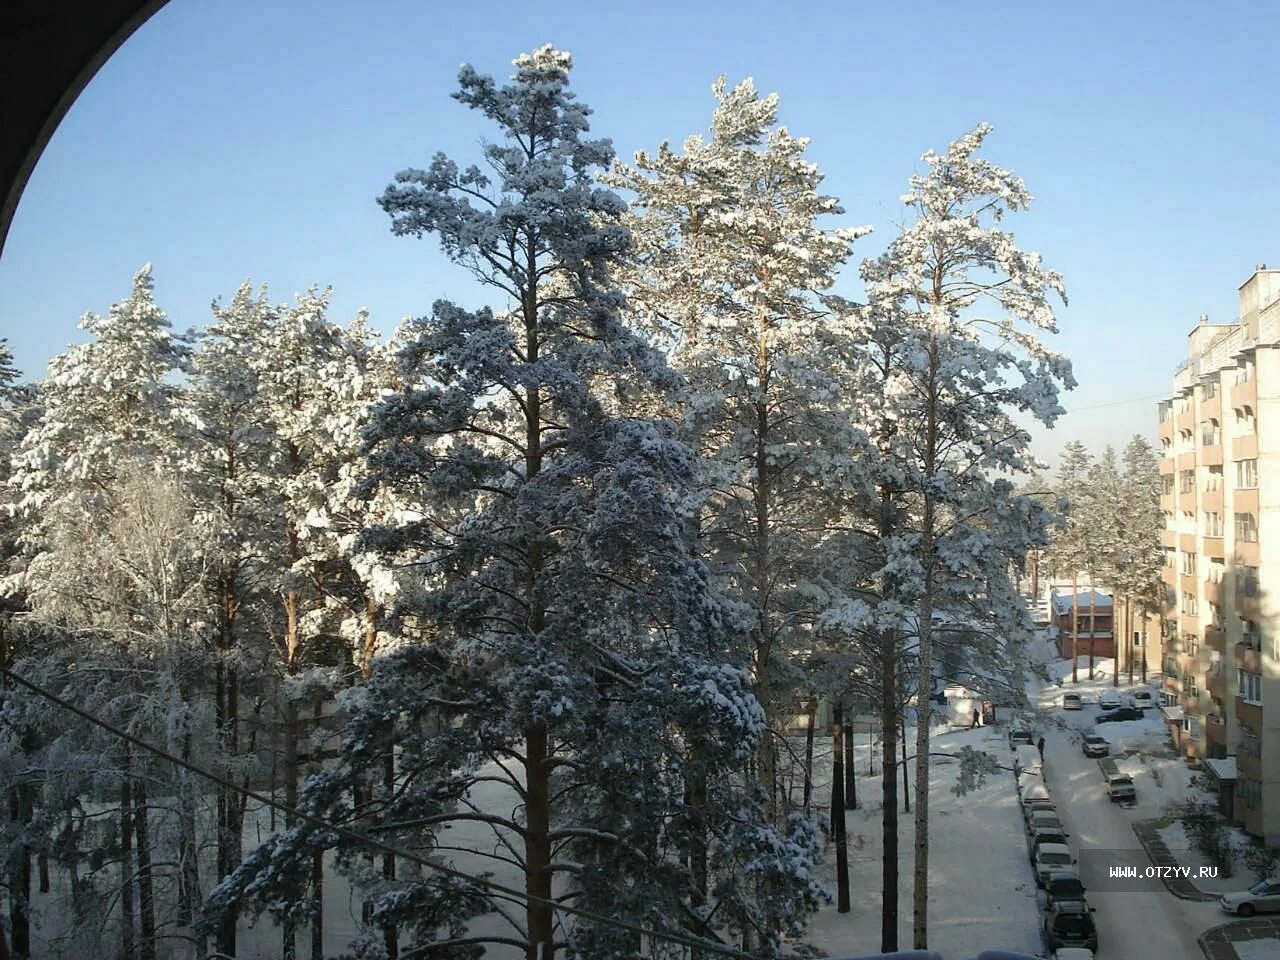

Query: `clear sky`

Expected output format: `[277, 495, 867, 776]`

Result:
[1, 0, 1277, 467]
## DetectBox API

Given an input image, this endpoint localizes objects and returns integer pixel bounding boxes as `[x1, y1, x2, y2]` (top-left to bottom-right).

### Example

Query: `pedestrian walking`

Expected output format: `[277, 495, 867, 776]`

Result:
[1037, 736, 1046, 762]
[970, 708, 980, 729]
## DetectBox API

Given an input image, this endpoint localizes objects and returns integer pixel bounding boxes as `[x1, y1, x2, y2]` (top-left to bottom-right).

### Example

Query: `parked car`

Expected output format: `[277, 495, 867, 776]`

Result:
[1133, 690, 1154, 708]
[1098, 691, 1122, 711]
[1051, 949, 1095, 960]
[1010, 728, 1035, 748]
[1081, 734, 1109, 758]
[1220, 878, 1280, 915]
[1033, 842, 1076, 887]
[1044, 871, 1087, 906]
[1044, 900, 1098, 952]
[1029, 834, 1070, 865]
[1028, 811, 1068, 838]
[1096, 706, 1142, 723]
[1105, 773, 1136, 803]
[1062, 692, 1082, 710]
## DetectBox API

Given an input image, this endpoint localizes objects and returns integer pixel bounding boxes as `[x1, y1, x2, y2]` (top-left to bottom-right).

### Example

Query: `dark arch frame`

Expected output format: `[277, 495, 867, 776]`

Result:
[1, 0, 170, 257]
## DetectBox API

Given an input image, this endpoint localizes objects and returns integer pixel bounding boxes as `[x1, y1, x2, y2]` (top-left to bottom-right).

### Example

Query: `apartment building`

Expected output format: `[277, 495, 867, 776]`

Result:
[1158, 265, 1280, 844]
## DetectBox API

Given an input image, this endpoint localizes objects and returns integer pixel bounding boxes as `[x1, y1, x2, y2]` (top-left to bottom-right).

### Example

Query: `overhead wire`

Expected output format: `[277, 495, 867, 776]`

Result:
[0, 665, 760, 960]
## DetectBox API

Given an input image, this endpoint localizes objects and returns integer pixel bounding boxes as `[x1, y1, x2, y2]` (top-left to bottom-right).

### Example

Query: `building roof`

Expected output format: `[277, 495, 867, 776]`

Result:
[1160, 705, 1185, 722]
[1050, 588, 1114, 615]
[1204, 757, 1238, 782]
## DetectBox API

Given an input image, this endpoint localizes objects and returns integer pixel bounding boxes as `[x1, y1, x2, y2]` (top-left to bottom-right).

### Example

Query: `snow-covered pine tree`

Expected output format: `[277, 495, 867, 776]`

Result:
[5, 267, 198, 960]
[206, 47, 820, 960]
[1054, 441, 1093, 685]
[854, 124, 1070, 950]
[605, 76, 871, 828]
[1087, 446, 1125, 685]
[1119, 435, 1163, 683]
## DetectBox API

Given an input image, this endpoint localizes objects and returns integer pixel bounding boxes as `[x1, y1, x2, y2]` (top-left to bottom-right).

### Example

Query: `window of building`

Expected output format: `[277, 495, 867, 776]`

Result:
[1159, 399, 1174, 422]
[1240, 618, 1259, 650]
[1203, 379, 1218, 399]
[1200, 420, 1220, 446]
[1209, 603, 1223, 628]
[1164, 547, 1176, 568]
[1181, 592, 1198, 615]
[1237, 362, 1254, 384]
[1179, 470, 1195, 494]
[1204, 512, 1222, 537]
[1182, 631, 1199, 656]
[1238, 670, 1262, 704]
[1164, 655, 1178, 678]
[1181, 551, 1197, 576]
[1206, 466, 1224, 491]
[1163, 510, 1174, 530]
[1208, 559, 1225, 583]
[1184, 673, 1199, 697]
[1162, 474, 1174, 495]
[1235, 405, 1256, 434]
[1238, 566, 1259, 598]
[1235, 458, 1258, 488]
[1234, 512, 1258, 542]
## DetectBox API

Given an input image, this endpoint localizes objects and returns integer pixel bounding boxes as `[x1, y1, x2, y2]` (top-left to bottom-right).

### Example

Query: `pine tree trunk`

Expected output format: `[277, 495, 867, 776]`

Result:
[36, 854, 48, 895]
[1071, 571, 1079, 683]
[215, 563, 241, 960]
[178, 727, 201, 931]
[901, 714, 910, 814]
[282, 694, 299, 960]
[832, 705, 849, 913]
[1127, 596, 1135, 685]
[1088, 572, 1096, 680]
[845, 711, 857, 810]
[879, 632, 899, 953]
[525, 721, 553, 960]
[8, 788, 30, 960]
[311, 699, 324, 960]
[120, 774, 135, 960]
[134, 777, 156, 960]
[383, 744, 398, 960]
[802, 698, 816, 814]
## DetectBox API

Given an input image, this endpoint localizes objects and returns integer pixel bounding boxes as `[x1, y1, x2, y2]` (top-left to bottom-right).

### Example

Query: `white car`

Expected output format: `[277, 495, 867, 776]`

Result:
[1034, 842, 1076, 887]
[1220, 878, 1280, 915]
[1098, 692, 1122, 711]
[1063, 692, 1082, 710]
[1053, 949, 1095, 960]
[1132, 690, 1154, 708]
[1028, 811, 1069, 838]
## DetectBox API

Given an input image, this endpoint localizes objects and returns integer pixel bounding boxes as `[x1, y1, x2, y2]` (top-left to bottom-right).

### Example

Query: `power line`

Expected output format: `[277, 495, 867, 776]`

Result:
[0, 666, 758, 960]
[1060, 393, 1164, 415]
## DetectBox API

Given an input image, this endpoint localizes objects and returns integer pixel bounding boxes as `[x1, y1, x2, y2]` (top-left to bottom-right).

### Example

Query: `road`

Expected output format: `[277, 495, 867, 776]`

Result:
[1037, 684, 1224, 960]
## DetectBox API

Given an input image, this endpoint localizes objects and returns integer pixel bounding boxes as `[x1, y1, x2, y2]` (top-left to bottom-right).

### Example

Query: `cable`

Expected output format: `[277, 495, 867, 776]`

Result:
[0, 666, 759, 960]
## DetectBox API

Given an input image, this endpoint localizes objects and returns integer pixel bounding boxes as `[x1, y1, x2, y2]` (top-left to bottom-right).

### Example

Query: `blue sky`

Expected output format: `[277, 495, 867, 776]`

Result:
[2, 0, 1277, 464]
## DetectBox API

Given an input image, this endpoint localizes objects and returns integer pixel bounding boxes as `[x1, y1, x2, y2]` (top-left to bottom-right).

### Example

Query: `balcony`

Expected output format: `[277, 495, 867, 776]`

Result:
[1202, 487, 1224, 511]
[1201, 392, 1222, 420]
[1206, 670, 1226, 701]
[1202, 536, 1225, 559]
[1200, 442, 1223, 467]
[1162, 565, 1177, 587]
[1177, 450, 1199, 472]
[1180, 612, 1201, 633]
[1160, 456, 1175, 476]
[1203, 580, 1224, 605]
[1161, 529, 1178, 548]
[1182, 693, 1201, 714]
[1235, 642, 1262, 674]
[1233, 433, 1258, 460]
[1163, 674, 1182, 695]
[1234, 539, 1260, 567]
[1232, 376, 1258, 410]
[1160, 492, 1175, 511]
[1180, 533, 1198, 553]
[1205, 625, 1226, 652]
[1205, 715, 1227, 747]
[1160, 417, 1175, 444]
[1177, 407, 1196, 434]
[1178, 652, 1198, 673]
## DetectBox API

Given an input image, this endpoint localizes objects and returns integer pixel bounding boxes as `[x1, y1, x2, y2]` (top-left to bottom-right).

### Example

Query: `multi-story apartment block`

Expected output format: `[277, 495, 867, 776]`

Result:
[1158, 265, 1280, 843]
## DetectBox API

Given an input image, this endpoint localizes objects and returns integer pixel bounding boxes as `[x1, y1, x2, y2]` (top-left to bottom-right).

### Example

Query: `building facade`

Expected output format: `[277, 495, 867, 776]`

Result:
[1159, 265, 1280, 844]
[1049, 586, 1115, 661]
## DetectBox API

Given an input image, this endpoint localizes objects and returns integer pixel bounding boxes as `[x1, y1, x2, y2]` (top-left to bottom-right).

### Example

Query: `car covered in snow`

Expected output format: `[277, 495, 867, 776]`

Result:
[1095, 706, 1142, 723]
[1009, 728, 1035, 748]
[1132, 690, 1154, 708]
[1043, 900, 1098, 952]
[1051, 948, 1095, 960]
[1219, 878, 1280, 915]
[1081, 734, 1109, 758]
[1062, 692, 1082, 710]
[1097, 691, 1122, 711]
[1033, 842, 1076, 887]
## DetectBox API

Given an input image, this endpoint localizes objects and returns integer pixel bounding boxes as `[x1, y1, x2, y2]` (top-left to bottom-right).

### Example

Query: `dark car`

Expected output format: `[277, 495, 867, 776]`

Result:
[1045, 871, 1087, 906]
[1029, 831, 1071, 862]
[1082, 734, 1109, 757]
[1010, 729, 1035, 748]
[1096, 706, 1142, 723]
[1044, 900, 1098, 951]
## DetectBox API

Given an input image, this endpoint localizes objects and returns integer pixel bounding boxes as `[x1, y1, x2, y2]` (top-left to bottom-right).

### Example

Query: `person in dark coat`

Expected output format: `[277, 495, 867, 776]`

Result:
[970, 709, 980, 729]
[1037, 736, 1046, 762]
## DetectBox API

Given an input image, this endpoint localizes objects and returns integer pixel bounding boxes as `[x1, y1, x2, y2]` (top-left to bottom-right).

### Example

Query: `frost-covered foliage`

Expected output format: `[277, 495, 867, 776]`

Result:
[607, 76, 873, 826]
[206, 46, 811, 960]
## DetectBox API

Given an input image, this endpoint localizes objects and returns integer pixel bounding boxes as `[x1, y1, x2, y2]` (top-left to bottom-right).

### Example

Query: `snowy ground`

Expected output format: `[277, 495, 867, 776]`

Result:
[1156, 820, 1260, 894]
[803, 723, 1041, 958]
[1234, 940, 1280, 959]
